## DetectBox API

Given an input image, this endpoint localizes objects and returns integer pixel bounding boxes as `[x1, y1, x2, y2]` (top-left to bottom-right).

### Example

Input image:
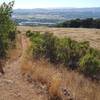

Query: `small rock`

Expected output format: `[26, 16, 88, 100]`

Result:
[4, 79, 14, 84]
[63, 88, 70, 96]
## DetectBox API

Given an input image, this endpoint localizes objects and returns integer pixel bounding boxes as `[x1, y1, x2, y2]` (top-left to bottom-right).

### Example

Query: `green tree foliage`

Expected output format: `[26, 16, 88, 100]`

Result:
[27, 31, 100, 79]
[56, 18, 100, 29]
[79, 52, 100, 77]
[0, 1, 16, 58]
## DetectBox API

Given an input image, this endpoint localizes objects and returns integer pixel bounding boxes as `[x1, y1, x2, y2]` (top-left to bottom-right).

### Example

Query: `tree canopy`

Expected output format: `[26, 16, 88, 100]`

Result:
[56, 18, 100, 29]
[0, 1, 16, 58]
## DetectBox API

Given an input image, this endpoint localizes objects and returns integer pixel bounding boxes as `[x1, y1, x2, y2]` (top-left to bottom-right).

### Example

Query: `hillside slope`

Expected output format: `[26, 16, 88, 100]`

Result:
[18, 26, 100, 50]
[0, 27, 100, 100]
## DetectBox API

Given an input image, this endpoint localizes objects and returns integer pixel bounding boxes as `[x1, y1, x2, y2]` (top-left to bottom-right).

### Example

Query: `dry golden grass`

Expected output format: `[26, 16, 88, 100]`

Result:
[21, 57, 100, 100]
[19, 26, 100, 100]
[21, 57, 33, 75]
[48, 73, 62, 99]
[17, 26, 100, 50]
[20, 34, 33, 75]
[7, 34, 22, 62]
[60, 67, 100, 100]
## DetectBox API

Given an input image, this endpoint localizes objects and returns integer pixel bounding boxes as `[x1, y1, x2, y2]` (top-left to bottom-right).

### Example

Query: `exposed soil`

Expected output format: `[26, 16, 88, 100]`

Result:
[0, 33, 48, 100]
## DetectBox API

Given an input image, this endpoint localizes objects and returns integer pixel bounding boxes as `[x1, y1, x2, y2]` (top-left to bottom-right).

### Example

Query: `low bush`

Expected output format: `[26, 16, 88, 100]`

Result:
[27, 31, 100, 79]
[79, 50, 100, 77]
[30, 32, 45, 58]
[42, 33, 58, 63]
[8, 31, 16, 41]
[26, 30, 33, 37]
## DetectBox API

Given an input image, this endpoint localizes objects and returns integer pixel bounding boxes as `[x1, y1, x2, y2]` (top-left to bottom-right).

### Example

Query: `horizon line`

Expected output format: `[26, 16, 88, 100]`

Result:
[14, 7, 100, 10]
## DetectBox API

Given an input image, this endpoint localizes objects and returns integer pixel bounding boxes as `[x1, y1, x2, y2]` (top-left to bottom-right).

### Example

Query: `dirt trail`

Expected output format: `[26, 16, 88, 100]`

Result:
[0, 33, 48, 100]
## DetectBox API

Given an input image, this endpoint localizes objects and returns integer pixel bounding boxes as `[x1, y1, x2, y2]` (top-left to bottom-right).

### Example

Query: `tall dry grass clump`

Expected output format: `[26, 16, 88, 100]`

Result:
[21, 56, 65, 99]
[48, 73, 62, 100]
[21, 57, 100, 100]
[20, 34, 33, 75]
[29, 60, 66, 100]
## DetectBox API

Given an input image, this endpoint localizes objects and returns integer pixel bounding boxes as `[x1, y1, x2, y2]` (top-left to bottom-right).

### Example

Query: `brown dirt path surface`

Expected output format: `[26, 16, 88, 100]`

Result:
[0, 33, 48, 100]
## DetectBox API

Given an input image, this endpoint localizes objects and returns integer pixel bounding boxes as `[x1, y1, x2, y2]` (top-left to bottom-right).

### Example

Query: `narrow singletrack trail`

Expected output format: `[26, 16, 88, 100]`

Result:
[0, 33, 48, 100]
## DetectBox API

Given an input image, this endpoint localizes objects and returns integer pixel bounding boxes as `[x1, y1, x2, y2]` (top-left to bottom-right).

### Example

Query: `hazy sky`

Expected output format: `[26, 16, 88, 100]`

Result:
[0, 0, 100, 9]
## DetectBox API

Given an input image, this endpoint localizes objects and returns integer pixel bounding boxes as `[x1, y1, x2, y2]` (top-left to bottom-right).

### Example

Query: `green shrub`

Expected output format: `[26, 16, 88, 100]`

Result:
[0, 37, 7, 58]
[55, 38, 69, 64]
[42, 33, 58, 63]
[8, 31, 16, 41]
[79, 52, 100, 77]
[30, 32, 45, 58]
[26, 30, 32, 37]
[27, 31, 100, 79]
[55, 37, 79, 68]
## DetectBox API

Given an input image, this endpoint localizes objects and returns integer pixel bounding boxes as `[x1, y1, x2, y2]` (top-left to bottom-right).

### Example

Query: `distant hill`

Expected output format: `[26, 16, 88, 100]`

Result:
[14, 7, 100, 12]
[13, 7, 100, 26]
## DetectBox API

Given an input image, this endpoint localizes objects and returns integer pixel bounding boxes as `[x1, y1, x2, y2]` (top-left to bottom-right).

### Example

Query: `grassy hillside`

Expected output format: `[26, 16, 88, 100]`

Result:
[19, 26, 100, 100]
[18, 26, 100, 50]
